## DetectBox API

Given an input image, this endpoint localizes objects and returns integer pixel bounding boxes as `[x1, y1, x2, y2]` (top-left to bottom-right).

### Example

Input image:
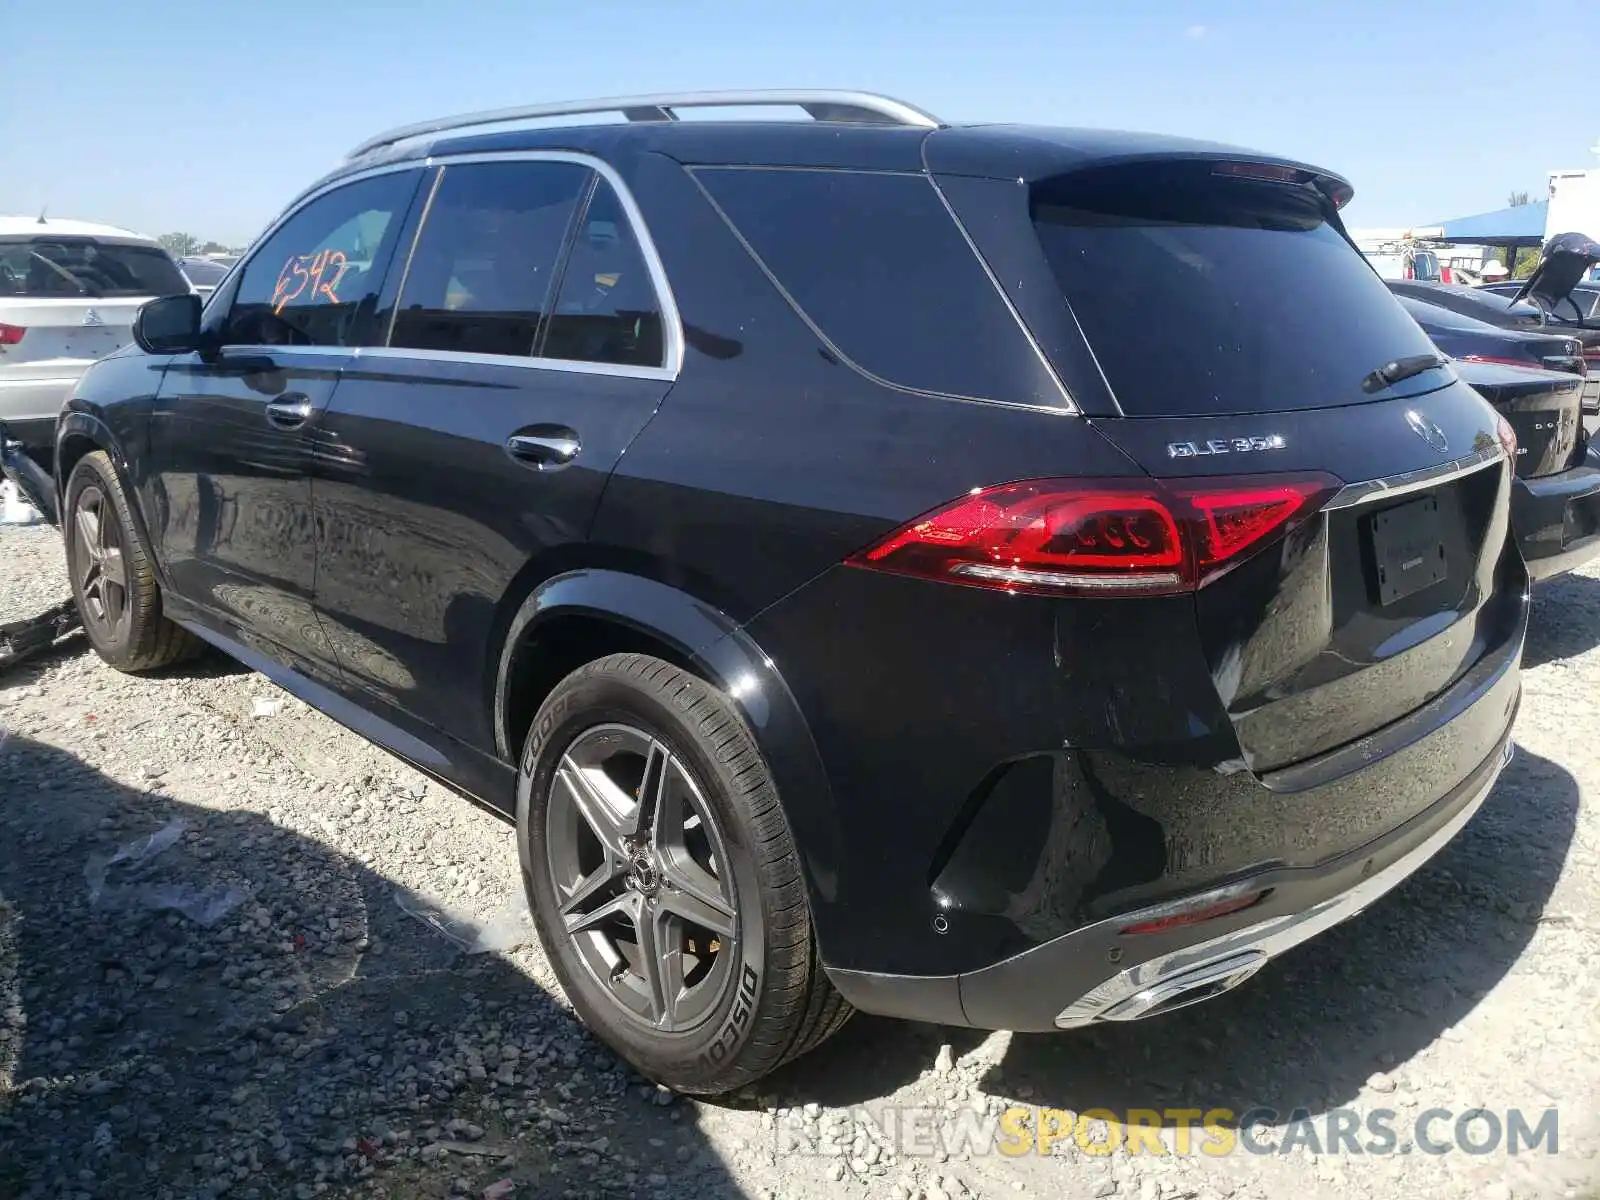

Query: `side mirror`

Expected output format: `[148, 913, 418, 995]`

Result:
[133, 293, 205, 354]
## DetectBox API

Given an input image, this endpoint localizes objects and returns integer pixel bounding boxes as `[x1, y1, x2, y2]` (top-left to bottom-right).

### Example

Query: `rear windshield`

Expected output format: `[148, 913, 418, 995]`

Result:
[179, 257, 231, 286]
[1030, 163, 1440, 415]
[0, 237, 190, 298]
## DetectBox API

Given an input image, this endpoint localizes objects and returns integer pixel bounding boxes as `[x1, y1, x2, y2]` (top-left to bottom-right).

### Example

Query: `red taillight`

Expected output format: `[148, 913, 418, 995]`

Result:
[1212, 161, 1304, 185]
[847, 474, 1340, 597]
[1120, 888, 1266, 936]
[1460, 354, 1536, 369]
[0, 323, 25, 346]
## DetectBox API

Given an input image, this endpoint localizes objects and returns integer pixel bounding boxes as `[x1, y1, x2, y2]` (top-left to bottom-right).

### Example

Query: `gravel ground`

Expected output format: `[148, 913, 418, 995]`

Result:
[1, 519, 1598, 1200]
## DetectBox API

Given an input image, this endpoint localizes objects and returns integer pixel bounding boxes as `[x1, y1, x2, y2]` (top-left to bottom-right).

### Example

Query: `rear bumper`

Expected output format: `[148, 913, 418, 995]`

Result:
[1513, 444, 1600, 581]
[825, 664, 1520, 1032]
[0, 376, 74, 428]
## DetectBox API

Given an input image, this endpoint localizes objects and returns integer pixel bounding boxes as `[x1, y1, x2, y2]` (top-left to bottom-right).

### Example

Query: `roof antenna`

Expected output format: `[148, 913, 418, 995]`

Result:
[36, 206, 47, 225]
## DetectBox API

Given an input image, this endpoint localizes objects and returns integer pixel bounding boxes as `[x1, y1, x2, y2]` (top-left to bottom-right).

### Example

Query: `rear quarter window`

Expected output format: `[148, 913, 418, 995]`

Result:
[1030, 162, 1441, 416]
[693, 167, 1061, 406]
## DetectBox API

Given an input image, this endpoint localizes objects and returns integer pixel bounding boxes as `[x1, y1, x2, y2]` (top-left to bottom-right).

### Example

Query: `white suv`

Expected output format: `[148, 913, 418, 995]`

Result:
[0, 216, 191, 463]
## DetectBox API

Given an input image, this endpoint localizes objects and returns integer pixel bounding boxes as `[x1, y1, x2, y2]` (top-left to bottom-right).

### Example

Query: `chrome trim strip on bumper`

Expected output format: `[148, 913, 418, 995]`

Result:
[1054, 737, 1514, 1028]
[1324, 444, 1505, 511]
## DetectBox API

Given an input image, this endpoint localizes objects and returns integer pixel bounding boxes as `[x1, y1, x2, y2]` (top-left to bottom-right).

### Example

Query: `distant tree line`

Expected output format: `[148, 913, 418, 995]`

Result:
[1505, 191, 1540, 277]
[156, 233, 244, 258]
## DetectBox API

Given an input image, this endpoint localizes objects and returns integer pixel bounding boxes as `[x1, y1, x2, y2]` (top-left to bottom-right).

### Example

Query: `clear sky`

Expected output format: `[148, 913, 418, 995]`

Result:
[3, 0, 1595, 247]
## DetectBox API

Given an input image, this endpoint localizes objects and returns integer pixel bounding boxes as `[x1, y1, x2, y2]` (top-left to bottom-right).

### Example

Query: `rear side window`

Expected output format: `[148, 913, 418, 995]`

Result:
[1030, 162, 1441, 415]
[695, 168, 1057, 404]
[390, 160, 590, 357]
[226, 170, 418, 348]
[0, 238, 188, 298]
[541, 180, 665, 369]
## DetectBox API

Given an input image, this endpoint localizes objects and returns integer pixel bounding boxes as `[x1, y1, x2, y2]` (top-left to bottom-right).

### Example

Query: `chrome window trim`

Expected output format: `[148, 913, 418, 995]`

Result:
[210, 345, 351, 359]
[1323, 443, 1505, 511]
[351, 344, 677, 382]
[384, 165, 446, 347]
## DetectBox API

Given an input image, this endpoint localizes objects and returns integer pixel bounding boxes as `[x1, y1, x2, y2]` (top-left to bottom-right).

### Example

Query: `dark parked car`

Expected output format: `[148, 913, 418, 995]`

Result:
[1397, 294, 1588, 375]
[1455, 360, 1600, 579]
[1482, 279, 1600, 324]
[1398, 288, 1600, 413]
[2, 91, 1527, 1094]
[176, 256, 233, 298]
[1396, 296, 1600, 577]
[1390, 278, 1600, 416]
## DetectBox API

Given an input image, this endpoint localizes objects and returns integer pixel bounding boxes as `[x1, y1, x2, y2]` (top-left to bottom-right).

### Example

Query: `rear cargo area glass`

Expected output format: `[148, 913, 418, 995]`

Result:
[0, 238, 189, 299]
[1030, 163, 1442, 416]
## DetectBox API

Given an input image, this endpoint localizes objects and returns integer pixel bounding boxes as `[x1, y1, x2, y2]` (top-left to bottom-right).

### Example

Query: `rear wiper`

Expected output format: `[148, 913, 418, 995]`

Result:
[1361, 353, 1448, 394]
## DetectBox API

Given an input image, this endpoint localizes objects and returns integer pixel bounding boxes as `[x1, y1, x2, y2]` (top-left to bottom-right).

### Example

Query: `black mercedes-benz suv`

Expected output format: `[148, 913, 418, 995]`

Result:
[2, 91, 1526, 1095]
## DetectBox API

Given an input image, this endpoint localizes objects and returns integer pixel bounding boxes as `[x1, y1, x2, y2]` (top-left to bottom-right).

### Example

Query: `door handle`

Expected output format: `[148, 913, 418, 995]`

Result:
[506, 430, 581, 469]
[264, 394, 314, 430]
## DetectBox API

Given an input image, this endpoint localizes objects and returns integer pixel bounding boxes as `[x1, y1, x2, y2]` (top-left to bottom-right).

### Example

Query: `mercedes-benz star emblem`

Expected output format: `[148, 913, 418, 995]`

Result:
[81, 308, 104, 328]
[1405, 410, 1449, 454]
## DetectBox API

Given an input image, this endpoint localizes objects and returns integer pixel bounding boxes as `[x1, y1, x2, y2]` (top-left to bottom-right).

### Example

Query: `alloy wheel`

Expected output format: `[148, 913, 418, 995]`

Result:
[545, 723, 740, 1033]
[73, 486, 130, 641]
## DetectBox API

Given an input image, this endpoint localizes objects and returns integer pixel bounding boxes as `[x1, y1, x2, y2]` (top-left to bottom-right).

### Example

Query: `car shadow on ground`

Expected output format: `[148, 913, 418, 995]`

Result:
[768, 746, 1579, 1124]
[1525, 569, 1600, 668]
[0, 734, 739, 1199]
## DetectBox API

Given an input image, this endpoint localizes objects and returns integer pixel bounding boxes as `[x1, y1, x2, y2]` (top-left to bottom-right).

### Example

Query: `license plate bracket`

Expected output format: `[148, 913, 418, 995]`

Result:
[1369, 495, 1447, 605]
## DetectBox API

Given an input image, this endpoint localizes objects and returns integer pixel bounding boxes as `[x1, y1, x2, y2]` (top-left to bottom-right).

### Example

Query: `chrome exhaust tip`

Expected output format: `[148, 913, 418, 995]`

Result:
[1098, 949, 1268, 1022]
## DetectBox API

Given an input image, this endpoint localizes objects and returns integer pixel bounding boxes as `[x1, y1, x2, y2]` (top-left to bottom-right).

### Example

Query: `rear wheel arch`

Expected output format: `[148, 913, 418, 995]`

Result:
[498, 608, 700, 767]
[493, 569, 847, 931]
[54, 427, 111, 515]
[53, 415, 157, 570]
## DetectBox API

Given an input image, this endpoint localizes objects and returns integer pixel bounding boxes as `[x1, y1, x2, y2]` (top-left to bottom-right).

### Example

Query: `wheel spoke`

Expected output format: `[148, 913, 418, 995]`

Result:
[635, 739, 671, 841]
[651, 756, 737, 937]
[647, 751, 685, 856]
[636, 901, 685, 1029]
[555, 755, 638, 855]
[659, 858, 737, 938]
[557, 854, 625, 920]
[564, 889, 638, 936]
[75, 505, 102, 564]
[100, 546, 127, 589]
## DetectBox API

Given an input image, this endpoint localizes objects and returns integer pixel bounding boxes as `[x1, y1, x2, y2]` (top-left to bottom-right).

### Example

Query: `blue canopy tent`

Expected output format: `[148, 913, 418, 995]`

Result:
[1426, 200, 1548, 247]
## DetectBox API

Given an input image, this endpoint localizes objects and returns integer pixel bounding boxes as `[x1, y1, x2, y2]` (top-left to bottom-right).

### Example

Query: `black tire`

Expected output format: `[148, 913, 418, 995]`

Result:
[517, 653, 851, 1094]
[63, 451, 201, 672]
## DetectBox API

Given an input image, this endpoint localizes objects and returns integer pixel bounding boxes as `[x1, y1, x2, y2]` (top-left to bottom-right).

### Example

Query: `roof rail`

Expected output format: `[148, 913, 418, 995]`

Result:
[346, 90, 942, 160]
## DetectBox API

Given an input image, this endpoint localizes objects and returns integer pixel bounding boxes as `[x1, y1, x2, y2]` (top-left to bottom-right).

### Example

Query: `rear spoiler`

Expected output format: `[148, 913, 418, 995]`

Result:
[0, 422, 59, 525]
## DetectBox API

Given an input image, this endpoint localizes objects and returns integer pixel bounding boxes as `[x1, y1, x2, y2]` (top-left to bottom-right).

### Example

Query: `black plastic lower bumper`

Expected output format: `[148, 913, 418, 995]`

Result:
[825, 671, 1519, 1032]
[1514, 446, 1600, 582]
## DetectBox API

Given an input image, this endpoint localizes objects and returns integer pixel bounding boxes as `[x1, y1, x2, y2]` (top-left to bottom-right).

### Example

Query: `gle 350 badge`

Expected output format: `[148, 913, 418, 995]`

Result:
[1168, 434, 1287, 459]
